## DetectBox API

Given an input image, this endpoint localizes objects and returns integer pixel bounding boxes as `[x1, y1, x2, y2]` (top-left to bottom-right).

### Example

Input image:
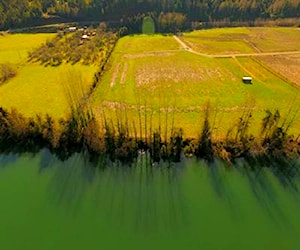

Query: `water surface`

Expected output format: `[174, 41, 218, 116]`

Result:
[0, 151, 299, 250]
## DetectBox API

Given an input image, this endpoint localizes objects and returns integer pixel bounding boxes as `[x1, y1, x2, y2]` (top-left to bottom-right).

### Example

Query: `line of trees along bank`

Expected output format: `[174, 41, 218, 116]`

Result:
[1, 1, 300, 30]
[0, 106, 299, 164]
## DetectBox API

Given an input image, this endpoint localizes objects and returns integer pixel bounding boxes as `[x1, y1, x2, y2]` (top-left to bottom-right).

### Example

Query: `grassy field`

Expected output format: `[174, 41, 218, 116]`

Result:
[90, 29, 300, 137]
[1, 29, 299, 138]
[117, 35, 180, 54]
[182, 27, 300, 54]
[0, 34, 55, 64]
[0, 33, 98, 118]
[258, 54, 300, 87]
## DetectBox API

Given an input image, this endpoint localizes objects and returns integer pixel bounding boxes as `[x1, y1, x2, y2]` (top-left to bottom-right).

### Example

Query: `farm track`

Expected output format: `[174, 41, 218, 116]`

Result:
[100, 100, 258, 113]
[173, 35, 300, 58]
[122, 50, 177, 58]
[232, 57, 254, 78]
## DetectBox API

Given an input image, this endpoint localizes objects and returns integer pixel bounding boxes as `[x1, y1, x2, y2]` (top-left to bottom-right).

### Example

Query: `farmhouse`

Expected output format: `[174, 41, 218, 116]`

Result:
[242, 76, 252, 84]
[81, 34, 90, 40]
[68, 26, 77, 32]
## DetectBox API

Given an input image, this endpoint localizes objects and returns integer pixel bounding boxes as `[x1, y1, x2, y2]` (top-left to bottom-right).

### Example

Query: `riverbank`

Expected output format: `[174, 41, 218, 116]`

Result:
[0, 106, 299, 163]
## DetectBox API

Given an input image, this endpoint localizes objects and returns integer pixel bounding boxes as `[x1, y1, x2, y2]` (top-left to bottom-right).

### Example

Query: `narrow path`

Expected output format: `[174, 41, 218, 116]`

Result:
[173, 35, 211, 57]
[214, 50, 300, 58]
[243, 39, 261, 53]
[232, 57, 254, 78]
[173, 35, 300, 58]
[100, 100, 258, 113]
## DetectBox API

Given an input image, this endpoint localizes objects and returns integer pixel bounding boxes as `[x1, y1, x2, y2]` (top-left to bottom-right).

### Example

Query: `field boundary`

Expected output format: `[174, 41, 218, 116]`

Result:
[252, 56, 300, 89]
[100, 100, 259, 113]
[173, 35, 300, 58]
[232, 57, 255, 79]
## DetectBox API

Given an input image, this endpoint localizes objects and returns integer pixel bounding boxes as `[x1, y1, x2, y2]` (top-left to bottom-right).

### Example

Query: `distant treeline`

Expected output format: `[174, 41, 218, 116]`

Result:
[0, 106, 299, 163]
[1, 0, 300, 31]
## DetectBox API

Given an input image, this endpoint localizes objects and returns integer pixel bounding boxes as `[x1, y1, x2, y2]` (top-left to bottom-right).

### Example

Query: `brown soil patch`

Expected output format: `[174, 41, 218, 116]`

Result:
[123, 51, 176, 59]
[100, 100, 258, 113]
[258, 55, 300, 87]
[110, 63, 121, 87]
[120, 63, 128, 85]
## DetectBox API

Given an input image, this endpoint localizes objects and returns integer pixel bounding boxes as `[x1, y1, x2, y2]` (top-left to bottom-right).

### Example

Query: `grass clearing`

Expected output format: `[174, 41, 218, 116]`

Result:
[257, 54, 300, 87]
[182, 36, 255, 55]
[1, 29, 299, 138]
[182, 27, 300, 54]
[0, 33, 56, 64]
[116, 35, 180, 54]
[90, 32, 300, 137]
[0, 33, 98, 118]
[0, 64, 97, 118]
[248, 27, 300, 52]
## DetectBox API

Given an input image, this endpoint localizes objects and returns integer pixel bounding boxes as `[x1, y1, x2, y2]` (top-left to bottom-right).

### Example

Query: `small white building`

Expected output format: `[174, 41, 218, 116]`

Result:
[81, 34, 90, 40]
[68, 26, 77, 32]
[242, 76, 252, 84]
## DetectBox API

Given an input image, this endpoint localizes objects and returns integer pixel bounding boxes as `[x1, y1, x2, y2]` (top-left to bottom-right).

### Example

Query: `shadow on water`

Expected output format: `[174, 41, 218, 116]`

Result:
[244, 164, 286, 225]
[192, 157, 300, 226]
[204, 159, 241, 219]
[0, 153, 18, 168]
[235, 157, 300, 227]
[40, 152, 188, 232]
[1, 150, 300, 231]
[44, 152, 97, 215]
[270, 158, 300, 194]
[39, 149, 57, 171]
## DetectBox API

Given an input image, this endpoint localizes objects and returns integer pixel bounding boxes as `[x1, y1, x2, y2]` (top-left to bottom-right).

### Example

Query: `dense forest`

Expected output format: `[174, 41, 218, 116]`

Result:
[1, 0, 300, 30]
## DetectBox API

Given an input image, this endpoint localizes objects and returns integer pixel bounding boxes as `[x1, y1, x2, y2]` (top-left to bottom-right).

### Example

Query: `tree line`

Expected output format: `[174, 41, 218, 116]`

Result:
[1, 0, 300, 30]
[0, 105, 299, 163]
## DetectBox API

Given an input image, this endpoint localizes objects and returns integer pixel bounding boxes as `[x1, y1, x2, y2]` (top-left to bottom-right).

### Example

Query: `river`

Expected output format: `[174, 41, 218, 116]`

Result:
[0, 150, 299, 250]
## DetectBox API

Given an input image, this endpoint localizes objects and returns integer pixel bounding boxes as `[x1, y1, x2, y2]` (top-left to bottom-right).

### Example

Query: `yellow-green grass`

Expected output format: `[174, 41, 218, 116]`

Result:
[116, 34, 180, 54]
[257, 54, 300, 87]
[182, 27, 300, 54]
[0, 64, 97, 118]
[1, 32, 299, 137]
[0, 34, 97, 118]
[184, 38, 255, 54]
[90, 34, 300, 138]
[0, 33, 56, 64]
[247, 27, 300, 52]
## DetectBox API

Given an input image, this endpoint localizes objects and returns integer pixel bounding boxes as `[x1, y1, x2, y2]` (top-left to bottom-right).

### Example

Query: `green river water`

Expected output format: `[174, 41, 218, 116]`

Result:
[0, 150, 300, 250]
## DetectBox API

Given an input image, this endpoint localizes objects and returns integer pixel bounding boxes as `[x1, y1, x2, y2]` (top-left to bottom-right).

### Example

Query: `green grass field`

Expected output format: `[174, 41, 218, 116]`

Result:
[182, 27, 300, 54]
[1, 29, 299, 138]
[90, 29, 300, 137]
[258, 54, 300, 87]
[0, 33, 98, 118]
[0, 34, 55, 64]
[117, 35, 180, 54]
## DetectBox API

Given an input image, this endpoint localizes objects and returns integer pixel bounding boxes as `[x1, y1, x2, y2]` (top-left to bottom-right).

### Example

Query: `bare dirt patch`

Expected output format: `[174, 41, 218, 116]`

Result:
[110, 63, 121, 87]
[134, 61, 208, 89]
[101, 100, 258, 113]
[258, 54, 300, 87]
[120, 63, 128, 85]
[123, 51, 176, 59]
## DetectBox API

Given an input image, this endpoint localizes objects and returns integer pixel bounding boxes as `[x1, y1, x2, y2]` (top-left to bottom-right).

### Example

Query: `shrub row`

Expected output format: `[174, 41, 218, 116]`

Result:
[28, 28, 118, 66]
[0, 106, 299, 164]
[0, 63, 17, 84]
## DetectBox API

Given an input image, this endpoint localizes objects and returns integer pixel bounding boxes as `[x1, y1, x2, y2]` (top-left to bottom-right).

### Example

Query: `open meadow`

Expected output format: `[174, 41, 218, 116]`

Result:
[0, 28, 299, 138]
[258, 54, 300, 87]
[90, 28, 300, 138]
[0, 33, 98, 118]
[181, 27, 300, 54]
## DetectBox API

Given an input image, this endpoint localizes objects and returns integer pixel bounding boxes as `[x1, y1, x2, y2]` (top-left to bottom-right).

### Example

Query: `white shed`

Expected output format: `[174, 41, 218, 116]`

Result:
[81, 34, 90, 40]
[242, 76, 252, 84]
[68, 26, 77, 32]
